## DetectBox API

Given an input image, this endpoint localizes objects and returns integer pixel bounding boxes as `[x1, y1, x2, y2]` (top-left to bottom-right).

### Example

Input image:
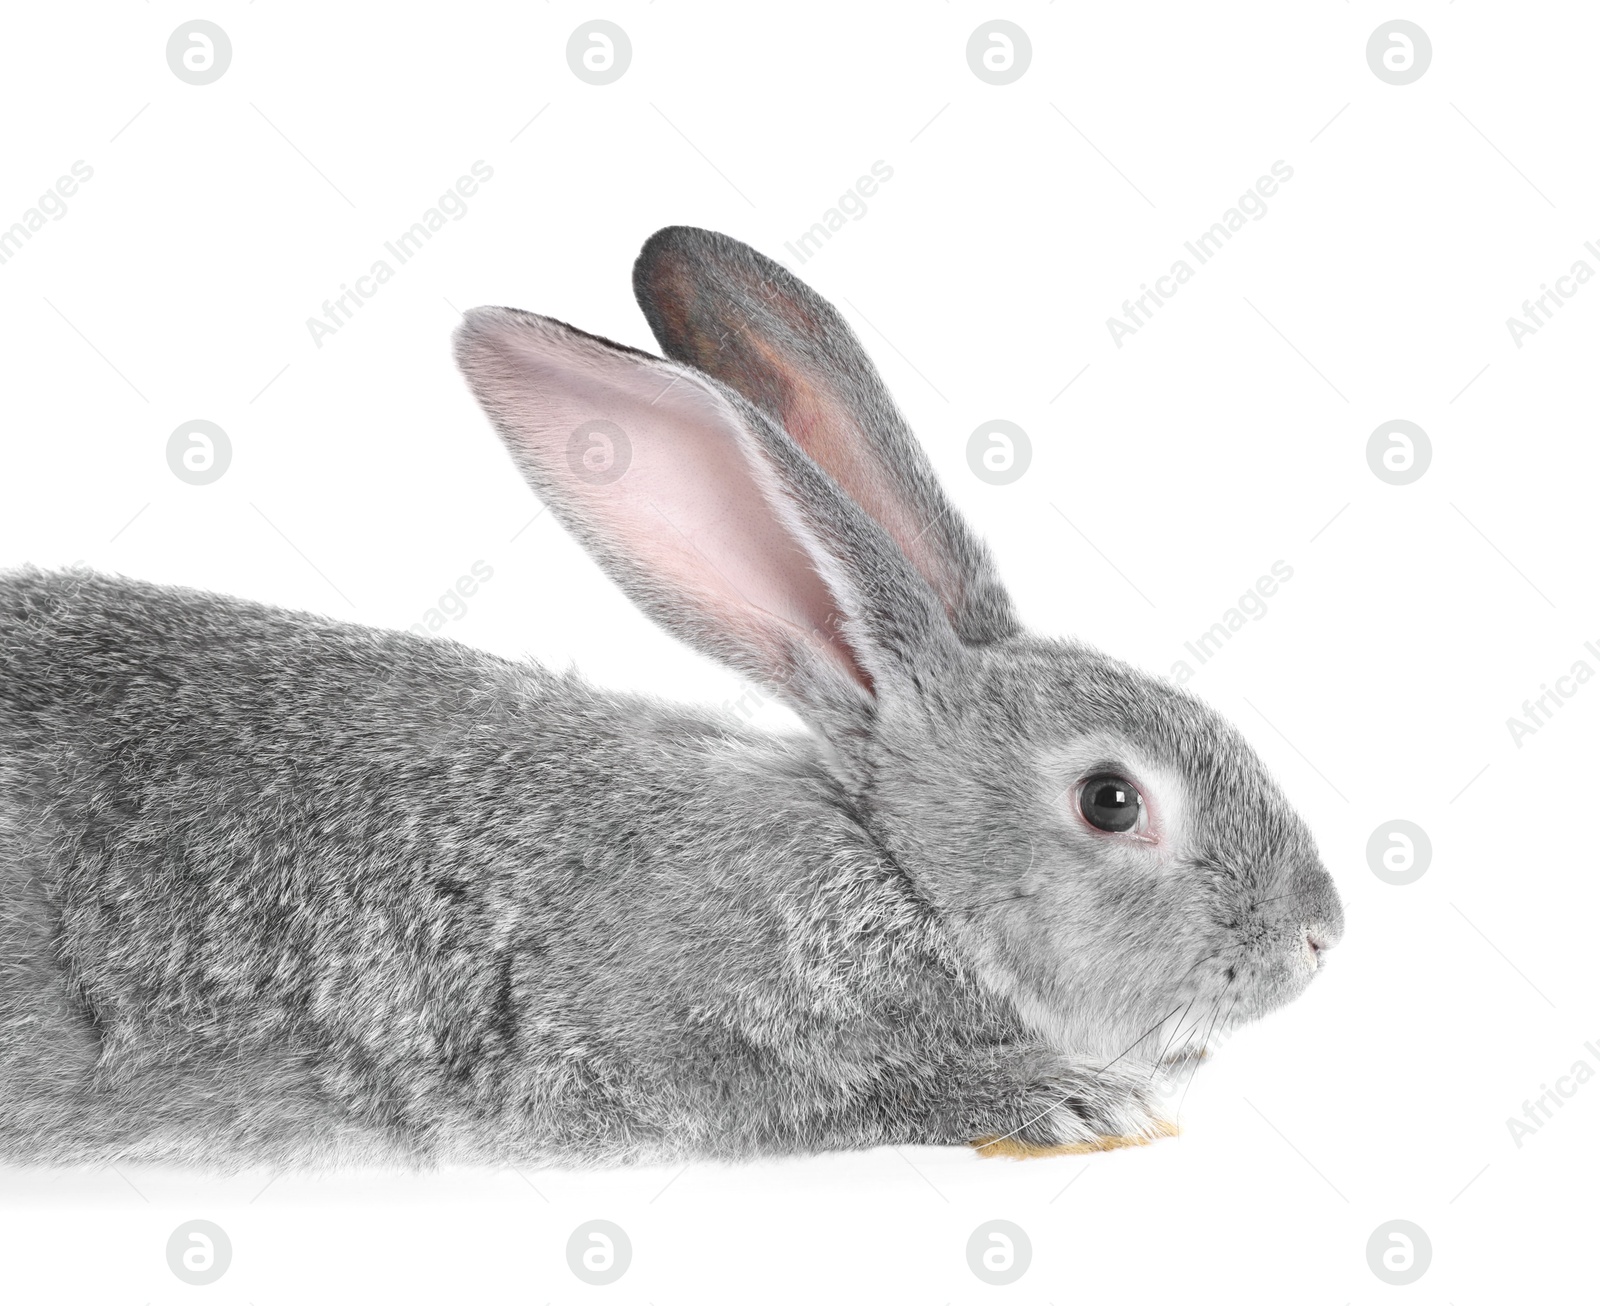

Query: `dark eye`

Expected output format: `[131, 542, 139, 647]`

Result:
[1079, 774, 1143, 833]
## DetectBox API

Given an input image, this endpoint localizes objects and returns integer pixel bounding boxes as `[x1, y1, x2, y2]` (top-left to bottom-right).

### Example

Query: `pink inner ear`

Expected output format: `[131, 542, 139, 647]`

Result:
[683, 318, 966, 627]
[469, 315, 867, 694]
[778, 376, 963, 612]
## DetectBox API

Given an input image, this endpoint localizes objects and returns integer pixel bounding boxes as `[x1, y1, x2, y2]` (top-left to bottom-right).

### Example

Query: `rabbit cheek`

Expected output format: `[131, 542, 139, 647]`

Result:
[1067, 865, 1209, 1009]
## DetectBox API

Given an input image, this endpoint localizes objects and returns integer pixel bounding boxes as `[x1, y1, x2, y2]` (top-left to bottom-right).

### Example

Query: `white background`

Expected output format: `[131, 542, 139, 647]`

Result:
[1, 2, 1597, 1302]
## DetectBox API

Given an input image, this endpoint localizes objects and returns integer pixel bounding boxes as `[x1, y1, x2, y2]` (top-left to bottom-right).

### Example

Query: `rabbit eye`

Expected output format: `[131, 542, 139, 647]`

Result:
[1079, 774, 1144, 833]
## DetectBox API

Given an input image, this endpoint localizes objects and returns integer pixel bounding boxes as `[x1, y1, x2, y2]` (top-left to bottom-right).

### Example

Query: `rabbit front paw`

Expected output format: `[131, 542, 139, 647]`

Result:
[971, 1070, 1178, 1159]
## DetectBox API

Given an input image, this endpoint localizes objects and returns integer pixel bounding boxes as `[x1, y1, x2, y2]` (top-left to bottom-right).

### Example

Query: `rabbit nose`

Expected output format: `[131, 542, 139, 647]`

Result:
[1304, 924, 1335, 964]
[1287, 862, 1344, 945]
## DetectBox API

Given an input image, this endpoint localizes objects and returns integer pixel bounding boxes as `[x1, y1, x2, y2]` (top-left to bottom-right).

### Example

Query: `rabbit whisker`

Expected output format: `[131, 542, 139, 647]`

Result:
[1151, 995, 1198, 1077]
[1176, 987, 1242, 1121]
[1152, 994, 1198, 1072]
[1094, 1001, 1188, 1075]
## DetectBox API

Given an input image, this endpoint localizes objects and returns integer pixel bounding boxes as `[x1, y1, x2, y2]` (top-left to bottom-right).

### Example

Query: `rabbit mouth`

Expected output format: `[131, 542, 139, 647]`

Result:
[1155, 933, 1325, 1050]
[1224, 935, 1330, 1022]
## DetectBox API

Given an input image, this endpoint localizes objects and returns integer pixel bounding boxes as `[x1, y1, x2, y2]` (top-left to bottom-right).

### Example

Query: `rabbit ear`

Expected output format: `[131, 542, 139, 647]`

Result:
[454, 307, 960, 737]
[633, 226, 1019, 646]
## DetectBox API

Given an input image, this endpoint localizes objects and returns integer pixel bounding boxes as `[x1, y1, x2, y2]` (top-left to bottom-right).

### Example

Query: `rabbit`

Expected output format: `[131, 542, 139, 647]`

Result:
[0, 226, 1343, 1171]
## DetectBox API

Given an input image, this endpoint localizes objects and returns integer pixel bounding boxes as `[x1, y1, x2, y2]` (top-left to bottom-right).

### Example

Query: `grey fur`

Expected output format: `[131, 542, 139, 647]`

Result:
[0, 227, 1342, 1170]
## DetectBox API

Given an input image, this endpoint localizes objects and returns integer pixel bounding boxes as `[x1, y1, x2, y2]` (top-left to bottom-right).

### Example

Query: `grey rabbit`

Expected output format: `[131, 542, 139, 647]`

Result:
[0, 227, 1343, 1170]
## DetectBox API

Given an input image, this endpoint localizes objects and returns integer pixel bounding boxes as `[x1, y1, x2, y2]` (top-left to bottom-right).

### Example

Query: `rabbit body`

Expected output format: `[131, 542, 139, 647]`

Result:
[0, 567, 1121, 1169]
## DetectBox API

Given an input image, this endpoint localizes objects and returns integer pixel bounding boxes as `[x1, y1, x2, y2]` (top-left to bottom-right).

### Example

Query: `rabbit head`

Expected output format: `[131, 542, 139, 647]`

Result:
[454, 226, 1343, 1072]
